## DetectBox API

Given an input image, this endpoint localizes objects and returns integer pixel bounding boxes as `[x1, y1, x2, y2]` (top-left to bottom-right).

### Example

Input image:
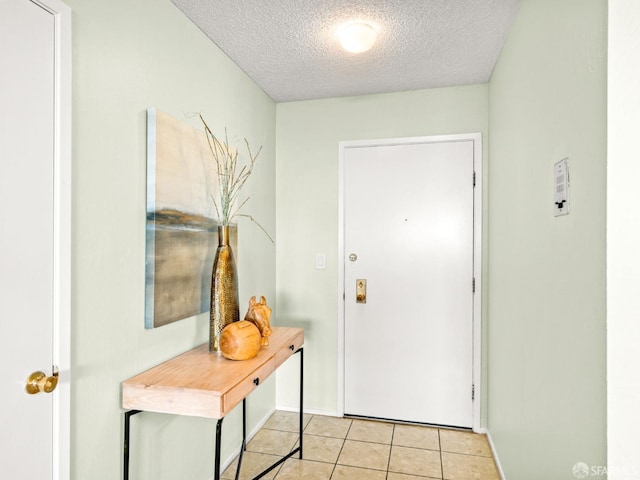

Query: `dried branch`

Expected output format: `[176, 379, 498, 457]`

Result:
[200, 114, 274, 244]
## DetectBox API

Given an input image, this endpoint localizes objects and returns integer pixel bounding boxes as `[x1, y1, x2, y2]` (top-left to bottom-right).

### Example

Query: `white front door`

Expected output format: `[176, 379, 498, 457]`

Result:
[342, 137, 477, 428]
[0, 0, 70, 477]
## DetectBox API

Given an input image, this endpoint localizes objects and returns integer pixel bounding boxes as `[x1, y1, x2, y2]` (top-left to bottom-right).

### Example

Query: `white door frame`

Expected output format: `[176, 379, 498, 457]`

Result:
[35, 0, 72, 477]
[337, 133, 482, 432]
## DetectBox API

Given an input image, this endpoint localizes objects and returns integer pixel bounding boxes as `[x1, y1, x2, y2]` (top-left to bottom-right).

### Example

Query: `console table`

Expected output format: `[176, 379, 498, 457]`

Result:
[121, 326, 304, 480]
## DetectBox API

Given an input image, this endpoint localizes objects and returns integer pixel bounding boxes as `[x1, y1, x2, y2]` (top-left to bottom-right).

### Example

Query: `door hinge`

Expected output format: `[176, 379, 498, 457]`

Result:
[473, 171, 476, 187]
[472, 384, 475, 401]
[472, 277, 476, 293]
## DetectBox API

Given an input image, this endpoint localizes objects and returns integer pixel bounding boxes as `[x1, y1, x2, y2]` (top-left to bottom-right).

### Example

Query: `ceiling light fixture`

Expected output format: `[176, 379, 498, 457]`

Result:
[337, 22, 377, 54]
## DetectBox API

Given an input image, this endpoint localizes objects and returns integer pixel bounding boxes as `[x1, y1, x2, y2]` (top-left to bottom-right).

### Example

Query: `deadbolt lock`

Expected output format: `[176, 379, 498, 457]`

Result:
[356, 279, 366, 303]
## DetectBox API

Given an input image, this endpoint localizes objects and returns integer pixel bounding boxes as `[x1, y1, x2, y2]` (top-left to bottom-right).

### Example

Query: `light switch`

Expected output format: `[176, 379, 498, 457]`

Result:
[315, 253, 326, 270]
[554, 158, 570, 217]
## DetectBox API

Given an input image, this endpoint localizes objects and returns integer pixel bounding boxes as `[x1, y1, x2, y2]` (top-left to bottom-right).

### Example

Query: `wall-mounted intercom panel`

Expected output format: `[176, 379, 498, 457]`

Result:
[554, 158, 570, 216]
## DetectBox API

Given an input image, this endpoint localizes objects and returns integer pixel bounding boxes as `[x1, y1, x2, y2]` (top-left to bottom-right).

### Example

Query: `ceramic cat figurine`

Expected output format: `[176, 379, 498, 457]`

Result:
[244, 295, 272, 346]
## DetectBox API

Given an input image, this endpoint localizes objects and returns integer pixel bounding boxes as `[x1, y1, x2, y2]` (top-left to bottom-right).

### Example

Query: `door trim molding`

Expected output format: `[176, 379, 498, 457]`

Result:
[32, 0, 72, 477]
[337, 133, 483, 432]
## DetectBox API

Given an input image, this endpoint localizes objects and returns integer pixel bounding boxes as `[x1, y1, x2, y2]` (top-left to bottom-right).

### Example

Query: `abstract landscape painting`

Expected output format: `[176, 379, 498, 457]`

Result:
[145, 108, 237, 328]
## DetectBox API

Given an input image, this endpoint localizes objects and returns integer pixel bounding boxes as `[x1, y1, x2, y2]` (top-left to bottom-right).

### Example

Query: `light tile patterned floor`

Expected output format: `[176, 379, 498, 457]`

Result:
[222, 411, 500, 480]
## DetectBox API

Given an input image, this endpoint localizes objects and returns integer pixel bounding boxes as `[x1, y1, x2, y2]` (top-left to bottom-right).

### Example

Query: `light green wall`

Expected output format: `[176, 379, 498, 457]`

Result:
[487, 0, 607, 478]
[274, 86, 489, 418]
[65, 0, 276, 478]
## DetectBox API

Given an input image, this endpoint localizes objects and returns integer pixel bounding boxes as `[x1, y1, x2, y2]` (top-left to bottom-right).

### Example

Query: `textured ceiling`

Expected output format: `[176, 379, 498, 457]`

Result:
[172, 0, 521, 103]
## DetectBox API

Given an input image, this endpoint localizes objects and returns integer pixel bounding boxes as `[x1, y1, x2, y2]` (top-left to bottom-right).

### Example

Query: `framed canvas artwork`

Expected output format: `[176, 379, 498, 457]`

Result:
[145, 108, 237, 328]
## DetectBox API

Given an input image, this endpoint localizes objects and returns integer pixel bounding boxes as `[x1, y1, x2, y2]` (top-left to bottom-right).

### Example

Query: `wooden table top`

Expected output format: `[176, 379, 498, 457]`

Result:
[122, 326, 304, 419]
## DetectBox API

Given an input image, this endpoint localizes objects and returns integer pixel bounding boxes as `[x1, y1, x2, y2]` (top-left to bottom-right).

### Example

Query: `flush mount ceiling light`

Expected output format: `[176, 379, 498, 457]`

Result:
[337, 22, 377, 53]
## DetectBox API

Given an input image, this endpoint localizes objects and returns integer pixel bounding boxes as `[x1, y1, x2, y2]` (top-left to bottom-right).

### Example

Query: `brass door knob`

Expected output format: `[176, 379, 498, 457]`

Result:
[26, 368, 59, 395]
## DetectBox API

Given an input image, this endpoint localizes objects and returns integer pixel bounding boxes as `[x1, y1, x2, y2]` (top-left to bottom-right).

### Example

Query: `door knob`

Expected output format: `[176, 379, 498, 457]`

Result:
[25, 367, 59, 395]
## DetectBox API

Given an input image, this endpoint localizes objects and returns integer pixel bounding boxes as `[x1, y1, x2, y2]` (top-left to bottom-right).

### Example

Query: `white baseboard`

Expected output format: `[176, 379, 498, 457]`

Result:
[276, 405, 338, 417]
[486, 429, 506, 480]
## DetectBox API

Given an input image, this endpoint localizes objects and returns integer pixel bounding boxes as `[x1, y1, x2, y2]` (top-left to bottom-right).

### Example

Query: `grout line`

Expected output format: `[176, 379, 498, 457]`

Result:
[388, 443, 442, 453]
[328, 458, 339, 480]
[344, 417, 354, 437]
[305, 413, 314, 433]
[438, 428, 445, 480]
[386, 424, 396, 480]
[330, 435, 347, 479]
[440, 450, 495, 458]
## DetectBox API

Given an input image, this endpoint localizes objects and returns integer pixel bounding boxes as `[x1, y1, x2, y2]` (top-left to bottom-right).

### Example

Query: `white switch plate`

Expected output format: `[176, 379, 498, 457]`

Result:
[315, 253, 326, 270]
[554, 158, 570, 217]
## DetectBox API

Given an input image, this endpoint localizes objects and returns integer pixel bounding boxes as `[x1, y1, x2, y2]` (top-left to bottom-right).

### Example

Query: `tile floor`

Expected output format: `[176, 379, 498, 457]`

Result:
[222, 411, 500, 480]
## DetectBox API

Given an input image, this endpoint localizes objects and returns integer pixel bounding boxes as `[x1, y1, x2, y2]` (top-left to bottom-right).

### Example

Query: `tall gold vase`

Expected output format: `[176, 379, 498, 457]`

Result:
[209, 225, 240, 353]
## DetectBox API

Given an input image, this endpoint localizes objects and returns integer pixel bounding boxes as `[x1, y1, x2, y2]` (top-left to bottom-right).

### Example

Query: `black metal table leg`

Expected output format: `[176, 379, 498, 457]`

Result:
[243, 398, 247, 447]
[123, 410, 142, 480]
[298, 347, 304, 459]
[233, 399, 248, 480]
[215, 417, 224, 480]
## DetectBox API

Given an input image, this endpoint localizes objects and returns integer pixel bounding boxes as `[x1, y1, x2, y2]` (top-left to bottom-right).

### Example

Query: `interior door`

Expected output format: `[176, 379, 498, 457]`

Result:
[0, 0, 63, 477]
[343, 139, 475, 428]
